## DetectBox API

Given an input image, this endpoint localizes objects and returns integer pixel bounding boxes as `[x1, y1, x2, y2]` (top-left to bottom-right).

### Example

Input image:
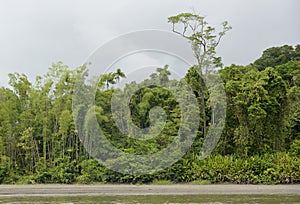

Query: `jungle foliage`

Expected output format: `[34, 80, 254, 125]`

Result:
[0, 12, 299, 184]
[0, 43, 299, 184]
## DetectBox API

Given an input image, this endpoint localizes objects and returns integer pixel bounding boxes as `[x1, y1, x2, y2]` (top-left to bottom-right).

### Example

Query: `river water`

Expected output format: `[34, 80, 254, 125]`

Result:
[0, 195, 299, 204]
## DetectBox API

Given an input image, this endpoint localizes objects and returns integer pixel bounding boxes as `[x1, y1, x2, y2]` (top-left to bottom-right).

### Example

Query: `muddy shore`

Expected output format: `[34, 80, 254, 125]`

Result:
[0, 184, 299, 196]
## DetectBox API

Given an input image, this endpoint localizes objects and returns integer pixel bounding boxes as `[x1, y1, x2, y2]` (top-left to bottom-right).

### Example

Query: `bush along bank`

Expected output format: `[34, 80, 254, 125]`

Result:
[1, 152, 299, 184]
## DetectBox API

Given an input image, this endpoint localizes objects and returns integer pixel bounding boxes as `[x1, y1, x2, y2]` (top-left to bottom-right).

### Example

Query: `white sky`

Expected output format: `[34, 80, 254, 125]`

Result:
[0, 0, 299, 87]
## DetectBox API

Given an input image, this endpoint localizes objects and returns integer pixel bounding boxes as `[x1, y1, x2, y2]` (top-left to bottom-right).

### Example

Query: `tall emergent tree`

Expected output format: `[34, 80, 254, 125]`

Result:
[168, 13, 231, 137]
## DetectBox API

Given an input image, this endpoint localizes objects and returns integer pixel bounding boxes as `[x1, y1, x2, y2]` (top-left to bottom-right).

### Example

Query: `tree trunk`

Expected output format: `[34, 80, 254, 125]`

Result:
[199, 76, 206, 137]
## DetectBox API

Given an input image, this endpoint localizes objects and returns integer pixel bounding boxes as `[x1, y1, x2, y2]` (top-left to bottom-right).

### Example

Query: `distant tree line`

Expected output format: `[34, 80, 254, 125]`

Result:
[0, 44, 299, 184]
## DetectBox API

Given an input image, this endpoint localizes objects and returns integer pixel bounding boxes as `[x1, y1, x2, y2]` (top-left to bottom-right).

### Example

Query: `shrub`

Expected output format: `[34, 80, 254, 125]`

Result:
[290, 139, 300, 156]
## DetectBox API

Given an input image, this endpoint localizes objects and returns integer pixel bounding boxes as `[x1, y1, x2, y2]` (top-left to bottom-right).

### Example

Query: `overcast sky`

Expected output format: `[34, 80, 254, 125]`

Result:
[0, 0, 299, 87]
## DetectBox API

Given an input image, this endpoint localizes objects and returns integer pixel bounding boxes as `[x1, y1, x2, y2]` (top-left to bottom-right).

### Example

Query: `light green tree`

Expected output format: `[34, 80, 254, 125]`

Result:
[168, 12, 231, 136]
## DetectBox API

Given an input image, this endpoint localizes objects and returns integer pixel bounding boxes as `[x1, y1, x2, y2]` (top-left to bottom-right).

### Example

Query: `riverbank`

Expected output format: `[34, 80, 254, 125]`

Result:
[0, 184, 299, 196]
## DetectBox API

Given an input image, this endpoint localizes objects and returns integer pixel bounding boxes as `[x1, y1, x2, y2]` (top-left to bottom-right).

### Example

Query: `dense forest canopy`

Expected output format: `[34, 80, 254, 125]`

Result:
[0, 43, 299, 184]
[0, 8, 299, 183]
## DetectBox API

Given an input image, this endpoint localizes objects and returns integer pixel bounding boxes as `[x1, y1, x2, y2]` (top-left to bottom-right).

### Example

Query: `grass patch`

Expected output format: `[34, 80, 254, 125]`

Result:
[151, 180, 174, 185]
[190, 179, 211, 185]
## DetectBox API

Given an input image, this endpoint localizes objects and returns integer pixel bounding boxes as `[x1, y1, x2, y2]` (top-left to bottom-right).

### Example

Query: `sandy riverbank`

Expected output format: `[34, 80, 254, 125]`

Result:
[0, 184, 299, 196]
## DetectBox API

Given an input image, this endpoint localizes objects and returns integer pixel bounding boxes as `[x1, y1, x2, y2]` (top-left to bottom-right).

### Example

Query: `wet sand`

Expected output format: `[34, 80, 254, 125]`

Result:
[0, 184, 299, 196]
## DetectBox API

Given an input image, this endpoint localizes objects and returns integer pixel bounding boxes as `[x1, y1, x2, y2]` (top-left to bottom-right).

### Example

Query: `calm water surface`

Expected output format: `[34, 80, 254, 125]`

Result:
[0, 195, 299, 204]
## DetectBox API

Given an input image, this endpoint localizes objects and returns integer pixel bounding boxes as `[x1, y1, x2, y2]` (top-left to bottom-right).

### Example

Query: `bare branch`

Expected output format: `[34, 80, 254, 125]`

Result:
[172, 23, 189, 39]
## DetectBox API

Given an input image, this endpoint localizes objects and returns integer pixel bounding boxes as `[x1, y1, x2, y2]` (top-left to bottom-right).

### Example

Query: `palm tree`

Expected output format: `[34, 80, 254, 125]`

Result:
[114, 68, 126, 83]
[100, 72, 116, 89]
